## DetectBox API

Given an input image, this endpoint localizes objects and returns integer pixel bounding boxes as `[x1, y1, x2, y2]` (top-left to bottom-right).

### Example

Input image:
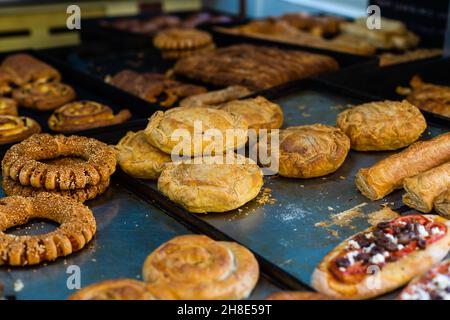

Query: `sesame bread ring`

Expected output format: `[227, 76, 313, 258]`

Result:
[0, 193, 96, 266]
[2, 134, 116, 190]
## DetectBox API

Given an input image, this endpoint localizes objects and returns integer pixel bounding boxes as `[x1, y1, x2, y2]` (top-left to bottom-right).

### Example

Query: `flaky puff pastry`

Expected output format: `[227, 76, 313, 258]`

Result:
[115, 131, 171, 179]
[255, 124, 350, 178]
[157, 155, 263, 213]
[142, 235, 259, 299]
[435, 190, 450, 219]
[179, 85, 251, 108]
[145, 106, 248, 156]
[337, 100, 426, 151]
[265, 291, 333, 300]
[356, 132, 450, 200]
[403, 162, 450, 213]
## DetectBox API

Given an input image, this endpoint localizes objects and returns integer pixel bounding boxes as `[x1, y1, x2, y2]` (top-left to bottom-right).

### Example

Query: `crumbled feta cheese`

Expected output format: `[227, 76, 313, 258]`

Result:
[397, 244, 405, 250]
[431, 227, 444, 236]
[347, 239, 360, 250]
[346, 251, 359, 265]
[363, 243, 376, 253]
[370, 253, 385, 265]
[417, 224, 429, 238]
[432, 274, 450, 290]
[339, 267, 346, 272]
[365, 232, 374, 239]
[383, 251, 390, 257]
[385, 233, 398, 244]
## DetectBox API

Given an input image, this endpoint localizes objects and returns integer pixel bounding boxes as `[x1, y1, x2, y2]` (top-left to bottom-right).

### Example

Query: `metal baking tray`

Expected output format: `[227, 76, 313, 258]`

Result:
[107, 79, 449, 296]
[317, 57, 450, 125]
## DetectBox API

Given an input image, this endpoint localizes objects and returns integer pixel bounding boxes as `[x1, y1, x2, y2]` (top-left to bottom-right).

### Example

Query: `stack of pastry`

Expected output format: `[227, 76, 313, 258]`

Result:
[2, 133, 117, 203]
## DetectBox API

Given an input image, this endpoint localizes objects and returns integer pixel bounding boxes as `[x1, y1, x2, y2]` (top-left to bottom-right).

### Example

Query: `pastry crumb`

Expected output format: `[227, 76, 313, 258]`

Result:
[367, 207, 399, 226]
[14, 279, 24, 292]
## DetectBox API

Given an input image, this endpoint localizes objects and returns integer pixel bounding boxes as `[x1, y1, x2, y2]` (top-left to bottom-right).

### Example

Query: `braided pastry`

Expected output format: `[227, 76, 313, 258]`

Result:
[0, 115, 41, 145]
[142, 235, 259, 299]
[48, 101, 131, 132]
[2, 134, 116, 190]
[0, 193, 96, 266]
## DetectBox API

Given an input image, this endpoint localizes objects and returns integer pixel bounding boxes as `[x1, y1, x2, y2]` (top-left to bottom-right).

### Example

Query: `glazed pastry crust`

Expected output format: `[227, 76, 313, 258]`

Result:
[0, 98, 18, 116]
[0, 193, 96, 266]
[265, 291, 332, 300]
[12, 81, 76, 111]
[157, 155, 263, 213]
[179, 86, 251, 108]
[48, 100, 131, 132]
[0, 115, 41, 145]
[116, 131, 171, 179]
[218, 96, 284, 133]
[142, 235, 259, 299]
[336, 100, 426, 151]
[356, 132, 450, 200]
[154, 28, 213, 50]
[145, 107, 248, 156]
[2, 133, 116, 190]
[435, 190, 450, 219]
[403, 162, 450, 213]
[311, 214, 450, 299]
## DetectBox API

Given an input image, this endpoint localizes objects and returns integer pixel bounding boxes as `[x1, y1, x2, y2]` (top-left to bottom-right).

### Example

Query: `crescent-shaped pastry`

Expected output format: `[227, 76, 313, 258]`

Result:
[0, 115, 41, 145]
[255, 124, 350, 178]
[0, 193, 96, 266]
[2, 134, 116, 190]
[142, 235, 259, 299]
[218, 96, 284, 133]
[144, 106, 248, 156]
[12, 81, 76, 111]
[116, 131, 171, 179]
[336, 100, 426, 151]
[157, 155, 263, 213]
[0, 97, 18, 116]
[153, 28, 213, 50]
[48, 100, 132, 132]
[312, 212, 450, 299]
[434, 190, 450, 219]
[265, 291, 333, 300]
[179, 86, 251, 108]
[356, 132, 450, 200]
[403, 163, 450, 213]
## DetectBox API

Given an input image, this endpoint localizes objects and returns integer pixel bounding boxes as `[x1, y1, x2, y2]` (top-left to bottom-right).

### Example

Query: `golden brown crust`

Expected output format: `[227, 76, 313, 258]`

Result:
[157, 155, 263, 213]
[336, 100, 426, 151]
[311, 213, 450, 299]
[144, 106, 248, 156]
[179, 86, 251, 108]
[0, 115, 41, 145]
[161, 43, 216, 60]
[115, 131, 171, 179]
[435, 190, 450, 219]
[0, 97, 18, 116]
[2, 133, 116, 190]
[356, 132, 450, 200]
[265, 291, 333, 300]
[403, 163, 450, 213]
[379, 49, 442, 67]
[218, 96, 284, 133]
[48, 100, 131, 132]
[142, 235, 259, 299]
[154, 28, 213, 50]
[12, 81, 76, 111]
[0, 193, 96, 266]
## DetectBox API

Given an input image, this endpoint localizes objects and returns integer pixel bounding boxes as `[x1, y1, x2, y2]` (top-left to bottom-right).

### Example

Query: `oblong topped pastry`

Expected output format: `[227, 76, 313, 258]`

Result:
[157, 154, 263, 213]
[337, 100, 426, 151]
[145, 106, 248, 156]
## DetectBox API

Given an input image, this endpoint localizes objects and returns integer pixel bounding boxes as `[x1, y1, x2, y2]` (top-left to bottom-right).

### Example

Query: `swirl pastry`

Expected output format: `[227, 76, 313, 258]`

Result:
[0, 193, 96, 266]
[266, 291, 332, 300]
[179, 86, 251, 108]
[12, 81, 76, 111]
[145, 107, 248, 156]
[142, 235, 259, 299]
[154, 28, 213, 50]
[337, 100, 426, 151]
[2, 133, 116, 190]
[434, 190, 450, 219]
[0, 115, 41, 145]
[158, 155, 263, 213]
[116, 131, 171, 179]
[403, 163, 450, 213]
[48, 101, 131, 132]
[356, 132, 450, 200]
[0, 97, 18, 116]
[0, 69, 16, 95]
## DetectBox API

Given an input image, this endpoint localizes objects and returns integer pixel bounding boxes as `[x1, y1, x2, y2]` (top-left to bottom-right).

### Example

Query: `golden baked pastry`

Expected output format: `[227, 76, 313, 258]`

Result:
[434, 190, 449, 219]
[115, 131, 171, 179]
[218, 96, 283, 133]
[336, 100, 426, 151]
[144, 107, 248, 156]
[48, 100, 131, 132]
[157, 155, 263, 213]
[0, 97, 18, 116]
[161, 43, 216, 60]
[12, 81, 76, 111]
[379, 49, 442, 67]
[265, 291, 332, 300]
[0, 115, 41, 145]
[179, 85, 251, 108]
[356, 132, 450, 200]
[68, 279, 167, 300]
[0, 69, 16, 95]
[255, 124, 350, 178]
[2, 133, 116, 190]
[153, 28, 213, 50]
[0, 193, 96, 266]
[403, 162, 450, 213]
[142, 235, 259, 299]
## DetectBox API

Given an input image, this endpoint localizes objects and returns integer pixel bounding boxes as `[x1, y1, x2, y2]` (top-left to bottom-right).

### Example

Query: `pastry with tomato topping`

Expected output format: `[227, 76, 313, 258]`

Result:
[399, 258, 450, 300]
[312, 212, 450, 299]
